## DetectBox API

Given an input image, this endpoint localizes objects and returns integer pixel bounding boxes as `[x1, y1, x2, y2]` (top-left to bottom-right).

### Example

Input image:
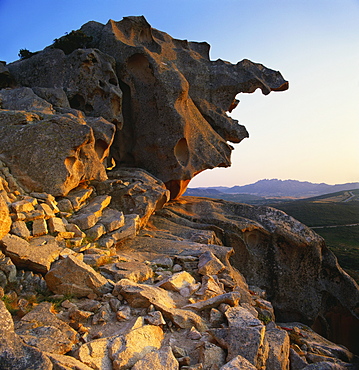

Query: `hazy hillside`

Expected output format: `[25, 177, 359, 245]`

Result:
[187, 179, 359, 198]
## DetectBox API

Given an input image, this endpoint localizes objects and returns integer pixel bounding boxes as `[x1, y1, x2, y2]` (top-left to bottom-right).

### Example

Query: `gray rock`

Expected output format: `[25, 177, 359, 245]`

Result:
[95, 167, 170, 228]
[199, 341, 226, 370]
[15, 301, 79, 355]
[197, 250, 225, 276]
[0, 87, 54, 114]
[0, 300, 53, 370]
[0, 111, 114, 196]
[131, 346, 178, 370]
[45, 255, 113, 297]
[220, 355, 257, 370]
[8, 48, 123, 125]
[265, 326, 290, 370]
[0, 233, 61, 273]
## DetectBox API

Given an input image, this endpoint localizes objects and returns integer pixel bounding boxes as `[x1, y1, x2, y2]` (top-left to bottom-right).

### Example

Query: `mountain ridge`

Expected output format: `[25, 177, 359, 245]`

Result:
[187, 179, 359, 198]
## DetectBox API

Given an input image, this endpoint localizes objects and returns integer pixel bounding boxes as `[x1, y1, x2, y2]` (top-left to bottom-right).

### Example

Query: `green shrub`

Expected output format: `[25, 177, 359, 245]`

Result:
[52, 30, 93, 55]
[18, 48, 37, 60]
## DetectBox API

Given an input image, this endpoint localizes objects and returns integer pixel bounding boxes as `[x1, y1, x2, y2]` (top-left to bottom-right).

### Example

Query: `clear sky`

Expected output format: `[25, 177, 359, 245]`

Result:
[1, 0, 358, 186]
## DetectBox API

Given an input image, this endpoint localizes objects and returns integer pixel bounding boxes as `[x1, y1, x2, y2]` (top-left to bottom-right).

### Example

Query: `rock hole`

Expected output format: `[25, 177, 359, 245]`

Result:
[126, 53, 155, 84]
[174, 138, 189, 167]
[109, 77, 118, 86]
[99, 80, 105, 88]
[69, 94, 85, 110]
[94, 139, 108, 161]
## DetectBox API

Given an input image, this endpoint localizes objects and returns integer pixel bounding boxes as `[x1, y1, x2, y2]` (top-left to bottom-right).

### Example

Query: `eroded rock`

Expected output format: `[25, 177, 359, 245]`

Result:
[45, 255, 113, 297]
[79, 16, 287, 199]
[0, 111, 114, 196]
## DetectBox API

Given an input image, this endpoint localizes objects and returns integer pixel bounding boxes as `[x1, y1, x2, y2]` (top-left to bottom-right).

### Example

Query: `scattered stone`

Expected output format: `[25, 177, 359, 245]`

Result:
[10, 220, 31, 239]
[45, 352, 94, 370]
[183, 292, 241, 311]
[265, 326, 290, 370]
[100, 261, 153, 283]
[199, 341, 227, 370]
[15, 302, 79, 355]
[157, 271, 196, 292]
[220, 355, 257, 370]
[45, 255, 113, 297]
[145, 310, 166, 326]
[32, 218, 48, 237]
[0, 300, 53, 370]
[0, 233, 61, 273]
[99, 208, 125, 232]
[198, 251, 225, 276]
[109, 324, 164, 370]
[86, 223, 106, 241]
[131, 346, 178, 370]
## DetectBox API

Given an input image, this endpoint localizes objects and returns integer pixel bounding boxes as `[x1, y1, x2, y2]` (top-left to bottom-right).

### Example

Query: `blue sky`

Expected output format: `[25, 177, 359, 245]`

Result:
[1, 0, 358, 186]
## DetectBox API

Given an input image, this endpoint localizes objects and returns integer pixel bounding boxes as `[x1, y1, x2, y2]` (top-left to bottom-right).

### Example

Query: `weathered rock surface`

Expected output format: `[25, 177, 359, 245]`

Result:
[8, 48, 123, 125]
[94, 167, 170, 227]
[15, 302, 78, 355]
[155, 197, 359, 353]
[0, 300, 53, 370]
[0, 111, 114, 196]
[78, 16, 288, 198]
[45, 255, 112, 297]
[0, 15, 358, 370]
[0, 234, 62, 273]
[131, 346, 178, 370]
[0, 193, 11, 238]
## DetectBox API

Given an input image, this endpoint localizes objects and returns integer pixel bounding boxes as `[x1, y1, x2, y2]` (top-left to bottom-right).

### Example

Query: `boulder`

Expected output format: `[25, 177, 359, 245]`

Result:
[264, 326, 290, 370]
[15, 301, 79, 355]
[45, 352, 94, 370]
[220, 355, 257, 370]
[0, 234, 62, 273]
[0, 301, 53, 370]
[0, 62, 15, 88]
[0, 111, 114, 196]
[109, 324, 164, 369]
[45, 255, 113, 297]
[100, 261, 153, 282]
[8, 48, 123, 125]
[0, 193, 11, 239]
[79, 16, 288, 199]
[199, 341, 227, 370]
[94, 167, 170, 228]
[131, 346, 178, 370]
[75, 337, 113, 370]
[0, 87, 54, 114]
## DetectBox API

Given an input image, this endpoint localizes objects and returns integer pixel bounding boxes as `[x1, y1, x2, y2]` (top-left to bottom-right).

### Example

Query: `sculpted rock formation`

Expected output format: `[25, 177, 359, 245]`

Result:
[0, 15, 358, 370]
[79, 16, 288, 198]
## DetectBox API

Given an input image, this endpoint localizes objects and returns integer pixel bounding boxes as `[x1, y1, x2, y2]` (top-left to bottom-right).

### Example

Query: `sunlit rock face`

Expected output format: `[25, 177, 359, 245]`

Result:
[81, 16, 288, 199]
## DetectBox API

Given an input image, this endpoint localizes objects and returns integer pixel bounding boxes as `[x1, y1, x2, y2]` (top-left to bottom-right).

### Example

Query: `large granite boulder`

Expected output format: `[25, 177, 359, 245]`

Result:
[0, 110, 115, 196]
[7, 48, 123, 126]
[78, 16, 288, 199]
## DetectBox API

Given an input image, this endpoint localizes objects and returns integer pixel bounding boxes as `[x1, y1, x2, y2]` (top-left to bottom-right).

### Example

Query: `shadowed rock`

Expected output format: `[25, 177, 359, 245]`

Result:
[79, 16, 288, 198]
[7, 48, 123, 126]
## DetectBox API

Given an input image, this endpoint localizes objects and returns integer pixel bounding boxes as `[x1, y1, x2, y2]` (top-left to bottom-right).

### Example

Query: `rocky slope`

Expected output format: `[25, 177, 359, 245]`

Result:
[0, 16, 358, 370]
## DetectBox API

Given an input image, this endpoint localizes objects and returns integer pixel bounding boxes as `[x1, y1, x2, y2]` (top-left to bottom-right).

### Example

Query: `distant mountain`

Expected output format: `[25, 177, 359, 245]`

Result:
[186, 179, 359, 198]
